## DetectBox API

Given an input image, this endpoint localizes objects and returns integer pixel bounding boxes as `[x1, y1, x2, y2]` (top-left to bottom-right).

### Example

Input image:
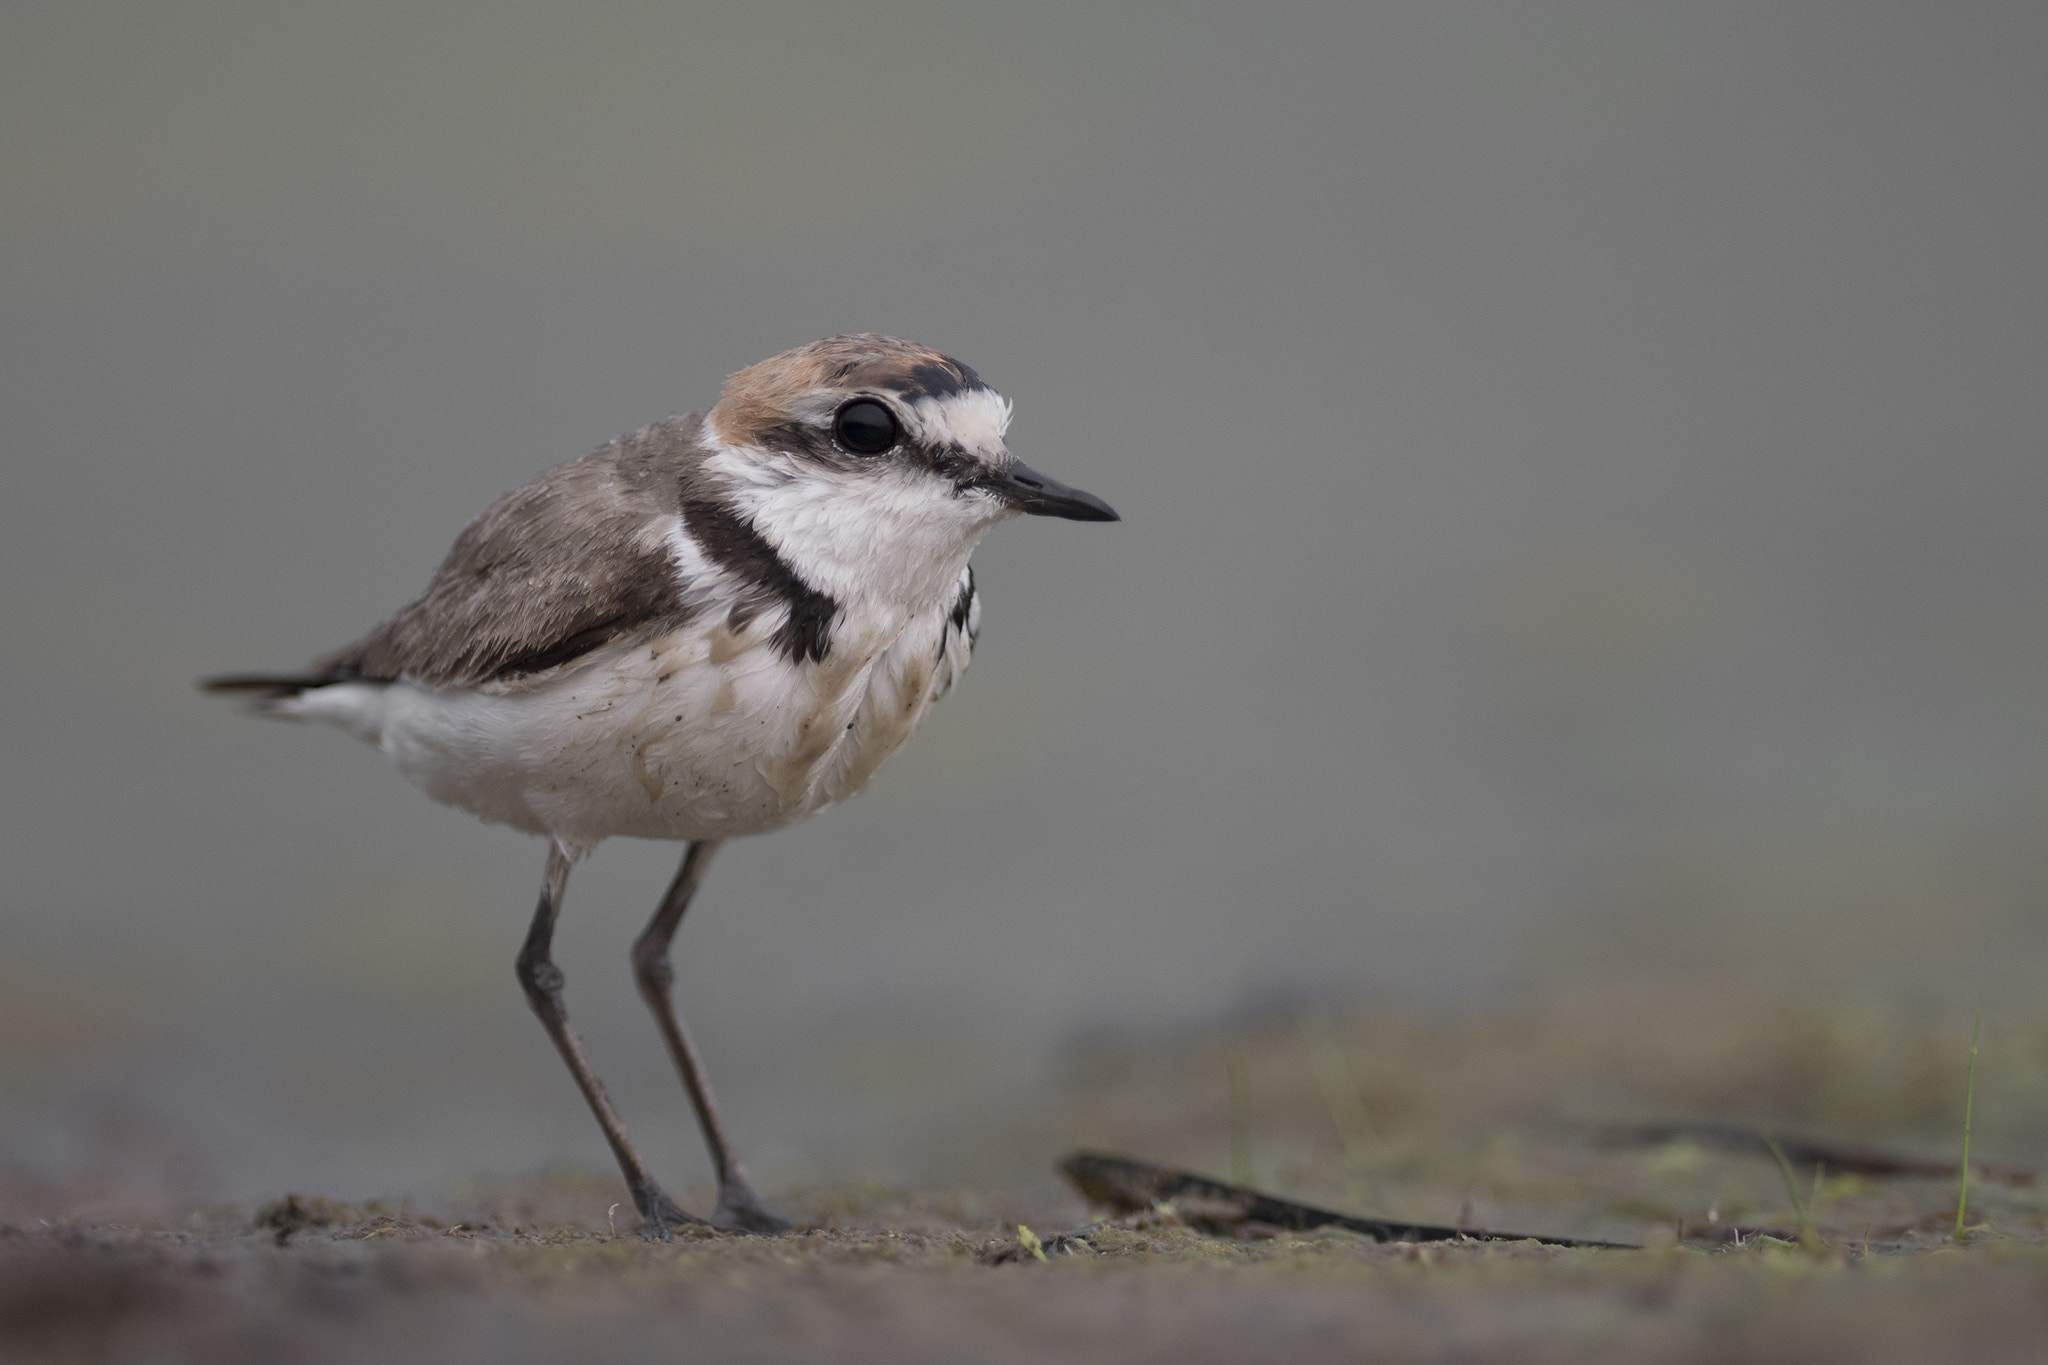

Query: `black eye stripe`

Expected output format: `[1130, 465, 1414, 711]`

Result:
[832, 398, 900, 456]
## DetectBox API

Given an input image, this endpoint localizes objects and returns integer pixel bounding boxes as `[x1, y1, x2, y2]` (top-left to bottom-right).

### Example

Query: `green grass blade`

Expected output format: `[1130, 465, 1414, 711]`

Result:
[1226, 1050, 1254, 1187]
[1760, 1129, 1818, 1249]
[1955, 1009, 1981, 1243]
[1301, 1017, 1377, 1169]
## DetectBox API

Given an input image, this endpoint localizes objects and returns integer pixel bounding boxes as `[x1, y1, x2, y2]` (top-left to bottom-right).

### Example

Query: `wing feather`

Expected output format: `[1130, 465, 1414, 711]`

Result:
[314, 415, 708, 689]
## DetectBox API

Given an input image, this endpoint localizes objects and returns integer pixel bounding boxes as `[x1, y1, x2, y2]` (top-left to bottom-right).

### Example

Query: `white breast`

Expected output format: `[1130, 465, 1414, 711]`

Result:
[281, 572, 977, 853]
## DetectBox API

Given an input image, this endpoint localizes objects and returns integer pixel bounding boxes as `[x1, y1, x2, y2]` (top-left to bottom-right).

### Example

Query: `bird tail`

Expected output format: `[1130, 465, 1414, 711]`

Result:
[199, 670, 355, 710]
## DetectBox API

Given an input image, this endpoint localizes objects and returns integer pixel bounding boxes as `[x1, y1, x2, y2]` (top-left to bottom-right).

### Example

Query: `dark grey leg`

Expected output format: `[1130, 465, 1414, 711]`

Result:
[516, 841, 703, 1240]
[631, 839, 790, 1233]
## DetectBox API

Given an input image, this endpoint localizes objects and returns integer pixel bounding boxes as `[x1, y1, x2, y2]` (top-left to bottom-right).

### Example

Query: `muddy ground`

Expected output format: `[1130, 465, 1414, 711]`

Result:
[7, 987, 2048, 1364]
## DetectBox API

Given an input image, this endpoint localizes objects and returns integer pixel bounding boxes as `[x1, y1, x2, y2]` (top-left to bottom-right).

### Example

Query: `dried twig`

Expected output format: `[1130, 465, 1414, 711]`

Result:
[1059, 1152, 1635, 1249]
[1600, 1120, 2034, 1187]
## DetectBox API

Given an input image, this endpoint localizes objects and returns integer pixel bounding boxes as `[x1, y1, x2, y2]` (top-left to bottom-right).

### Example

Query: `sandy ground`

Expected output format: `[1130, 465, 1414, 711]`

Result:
[8, 986, 2048, 1363]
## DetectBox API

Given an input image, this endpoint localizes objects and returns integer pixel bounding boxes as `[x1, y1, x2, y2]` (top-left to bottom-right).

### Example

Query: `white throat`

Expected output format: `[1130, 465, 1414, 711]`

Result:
[700, 444, 1010, 618]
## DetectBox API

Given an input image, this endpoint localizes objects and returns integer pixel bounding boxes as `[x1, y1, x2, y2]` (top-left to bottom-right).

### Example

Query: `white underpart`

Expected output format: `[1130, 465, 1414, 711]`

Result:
[280, 430, 991, 853]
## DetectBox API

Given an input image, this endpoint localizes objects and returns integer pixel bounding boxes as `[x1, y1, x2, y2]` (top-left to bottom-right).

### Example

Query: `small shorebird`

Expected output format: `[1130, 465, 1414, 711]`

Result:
[206, 334, 1117, 1236]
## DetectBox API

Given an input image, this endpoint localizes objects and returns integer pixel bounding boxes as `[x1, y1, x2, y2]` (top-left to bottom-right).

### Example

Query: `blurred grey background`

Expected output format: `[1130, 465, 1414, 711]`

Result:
[4, 1, 2046, 1210]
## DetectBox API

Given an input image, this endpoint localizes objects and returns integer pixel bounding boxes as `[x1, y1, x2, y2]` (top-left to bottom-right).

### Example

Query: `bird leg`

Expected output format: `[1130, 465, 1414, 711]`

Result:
[631, 839, 790, 1233]
[516, 840, 703, 1240]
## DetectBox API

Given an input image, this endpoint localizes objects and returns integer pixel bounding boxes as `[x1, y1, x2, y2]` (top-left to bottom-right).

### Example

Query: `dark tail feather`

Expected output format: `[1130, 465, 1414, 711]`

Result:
[200, 670, 353, 698]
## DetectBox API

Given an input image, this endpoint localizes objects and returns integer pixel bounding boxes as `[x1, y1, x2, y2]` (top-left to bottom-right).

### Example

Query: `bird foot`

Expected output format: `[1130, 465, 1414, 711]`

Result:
[713, 1187, 793, 1235]
[635, 1188, 711, 1241]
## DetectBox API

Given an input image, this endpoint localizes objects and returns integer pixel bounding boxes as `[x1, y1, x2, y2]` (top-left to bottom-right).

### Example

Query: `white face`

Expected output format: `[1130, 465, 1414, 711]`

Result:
[899, 388, 1015, 463]
[701, 385, 1022, 615]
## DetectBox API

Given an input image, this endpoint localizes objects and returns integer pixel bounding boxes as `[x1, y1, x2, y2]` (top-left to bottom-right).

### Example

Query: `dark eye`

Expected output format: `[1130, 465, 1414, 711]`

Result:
[833, 398, 900, 455]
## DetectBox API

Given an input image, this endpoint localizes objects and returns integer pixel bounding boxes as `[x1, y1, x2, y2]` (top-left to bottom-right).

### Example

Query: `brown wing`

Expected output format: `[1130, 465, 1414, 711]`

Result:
[314, 414, 708, 689]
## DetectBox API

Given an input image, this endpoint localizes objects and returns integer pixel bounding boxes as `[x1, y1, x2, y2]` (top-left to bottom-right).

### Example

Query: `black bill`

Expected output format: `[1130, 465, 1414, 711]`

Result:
[982, 459, 1120, 521]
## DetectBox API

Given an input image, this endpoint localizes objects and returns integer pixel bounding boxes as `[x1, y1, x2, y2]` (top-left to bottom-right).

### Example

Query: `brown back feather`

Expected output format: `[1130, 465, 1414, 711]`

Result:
[316, 415, 708, 688]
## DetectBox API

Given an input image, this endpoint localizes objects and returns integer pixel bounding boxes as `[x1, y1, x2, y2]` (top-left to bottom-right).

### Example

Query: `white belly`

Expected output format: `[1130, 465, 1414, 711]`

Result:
[283, 606, 969, 851]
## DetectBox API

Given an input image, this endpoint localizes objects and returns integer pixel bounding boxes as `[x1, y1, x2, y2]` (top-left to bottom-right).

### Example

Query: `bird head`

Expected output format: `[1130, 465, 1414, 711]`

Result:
[704, 334, 1119, 528]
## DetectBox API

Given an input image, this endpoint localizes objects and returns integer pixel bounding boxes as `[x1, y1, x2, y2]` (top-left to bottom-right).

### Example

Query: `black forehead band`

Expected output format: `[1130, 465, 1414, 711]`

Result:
[900, 359, 985, 401]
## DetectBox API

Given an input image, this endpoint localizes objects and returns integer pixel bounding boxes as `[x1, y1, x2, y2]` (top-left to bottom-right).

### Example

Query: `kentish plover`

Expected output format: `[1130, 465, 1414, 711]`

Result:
[205, 334, 1118, 1236]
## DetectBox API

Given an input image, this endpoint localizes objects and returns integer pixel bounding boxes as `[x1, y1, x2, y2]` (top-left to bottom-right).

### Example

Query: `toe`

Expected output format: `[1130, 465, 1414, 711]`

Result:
[635, 1188, 710, 1239]
[714, 1192, 794, 1235]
